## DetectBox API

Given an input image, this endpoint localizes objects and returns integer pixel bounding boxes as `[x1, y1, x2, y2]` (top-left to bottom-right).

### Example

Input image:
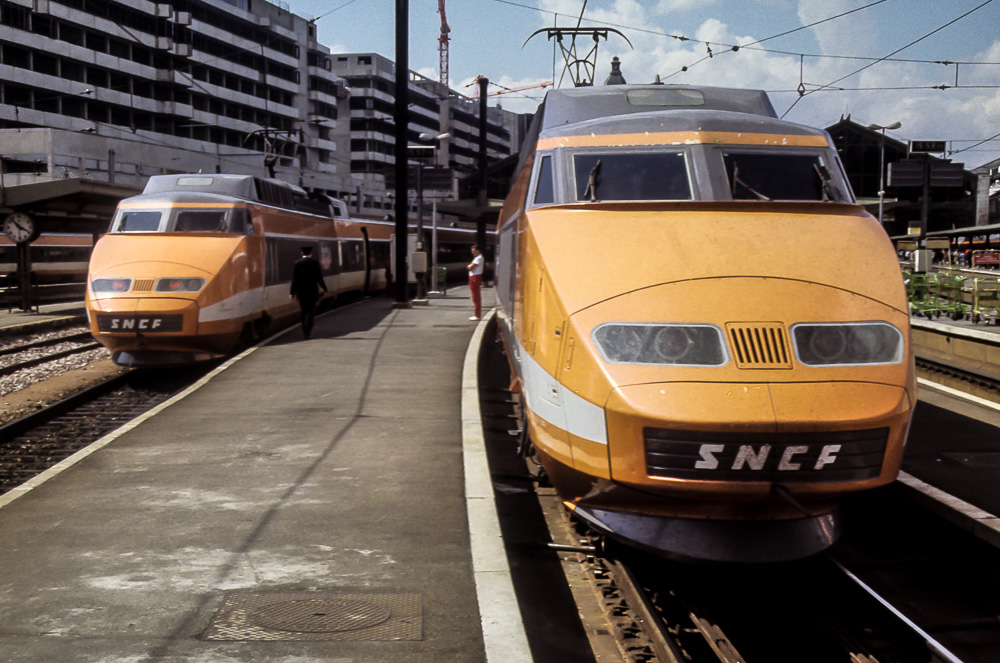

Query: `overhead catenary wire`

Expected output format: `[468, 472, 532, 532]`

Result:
[492, 0, 1000, 69]
[780, 0, 997, 117]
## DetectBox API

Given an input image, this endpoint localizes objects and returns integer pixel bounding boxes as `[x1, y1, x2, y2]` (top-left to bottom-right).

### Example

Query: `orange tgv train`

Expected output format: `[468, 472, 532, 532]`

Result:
[496, 85, 915, 562]
[86, 174, 476, 366]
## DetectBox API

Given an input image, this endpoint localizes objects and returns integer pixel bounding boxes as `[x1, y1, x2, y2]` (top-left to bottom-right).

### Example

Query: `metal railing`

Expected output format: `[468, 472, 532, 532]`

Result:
[1, 275, 85, 313]
[902, 266, 1000, 324]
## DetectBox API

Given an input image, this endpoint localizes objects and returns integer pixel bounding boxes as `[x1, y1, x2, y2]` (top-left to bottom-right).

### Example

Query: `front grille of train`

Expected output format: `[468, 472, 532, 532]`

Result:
[726, 322, 792, 369]
[643, 427, 888, 483]
[133, 279, 156, 292]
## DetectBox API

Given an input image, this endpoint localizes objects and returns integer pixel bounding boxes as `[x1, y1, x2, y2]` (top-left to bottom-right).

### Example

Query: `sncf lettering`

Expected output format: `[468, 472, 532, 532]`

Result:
[693, 443, 844, 471]
[733, 444, 770, 470]
[778, 445, 808, 470]
[814, 444, 841, 470]
[694, 444, 724, 469]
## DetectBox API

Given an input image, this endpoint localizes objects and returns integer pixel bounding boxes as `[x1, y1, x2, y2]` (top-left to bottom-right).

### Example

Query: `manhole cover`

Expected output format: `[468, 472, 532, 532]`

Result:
[205, 591, 422, 641]
[249, 599, 391, 633]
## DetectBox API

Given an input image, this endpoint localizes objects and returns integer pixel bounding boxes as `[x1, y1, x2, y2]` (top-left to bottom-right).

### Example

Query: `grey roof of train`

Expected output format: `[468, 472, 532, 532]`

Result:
[541, 107, 828, 140]
[141, 174, 302, 200]
[539, 85, 778, 131]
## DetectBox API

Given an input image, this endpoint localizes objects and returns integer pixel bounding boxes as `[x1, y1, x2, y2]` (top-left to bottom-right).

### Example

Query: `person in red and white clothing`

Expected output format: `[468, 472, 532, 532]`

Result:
[467, 244, 484, 321]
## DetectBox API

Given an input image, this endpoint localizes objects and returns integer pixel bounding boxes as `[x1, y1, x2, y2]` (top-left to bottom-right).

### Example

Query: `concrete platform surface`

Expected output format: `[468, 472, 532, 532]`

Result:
[0, 301, 86, 335]
[0, 288, 529, 662]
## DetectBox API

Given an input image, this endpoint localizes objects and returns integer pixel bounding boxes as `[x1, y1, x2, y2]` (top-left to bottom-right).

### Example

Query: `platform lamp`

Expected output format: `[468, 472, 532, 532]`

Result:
[416, 132, 450, 290]
[865, 121, 902, 225]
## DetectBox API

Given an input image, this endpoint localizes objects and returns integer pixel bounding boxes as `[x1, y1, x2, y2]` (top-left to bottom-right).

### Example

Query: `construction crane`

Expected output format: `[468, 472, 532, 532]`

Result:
[437, 0, 450, 87]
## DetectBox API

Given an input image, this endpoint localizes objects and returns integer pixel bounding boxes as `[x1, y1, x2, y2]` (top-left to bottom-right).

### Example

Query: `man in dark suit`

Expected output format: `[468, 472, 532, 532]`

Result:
[289, 246, 327, 339]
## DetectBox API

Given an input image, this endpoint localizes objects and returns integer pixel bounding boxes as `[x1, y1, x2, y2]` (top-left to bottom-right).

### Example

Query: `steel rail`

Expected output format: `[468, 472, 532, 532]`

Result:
[915, 355, 1000, 395]
[0, 341, 102, 378]
[0, 331, 93, 357]
[831, 559, 965, 663]
[607, 558, 690, 663]
[0, 371, 134, 439]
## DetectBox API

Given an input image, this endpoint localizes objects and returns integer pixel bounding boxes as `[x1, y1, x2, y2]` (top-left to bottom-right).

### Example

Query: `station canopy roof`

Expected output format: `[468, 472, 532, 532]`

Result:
[0, 178, 141, 235]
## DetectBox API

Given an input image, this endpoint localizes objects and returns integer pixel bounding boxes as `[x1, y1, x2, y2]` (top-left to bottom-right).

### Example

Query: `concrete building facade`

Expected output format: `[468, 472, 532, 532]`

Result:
[0, 0, 519, 221]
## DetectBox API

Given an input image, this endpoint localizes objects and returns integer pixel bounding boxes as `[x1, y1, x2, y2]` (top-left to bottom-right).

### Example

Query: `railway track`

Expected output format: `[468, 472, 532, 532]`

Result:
[477, 323, 1000, 663]
[537, 487, 995, 663]
[0, 328, 101, 378]
[916, 355, 1000, 401]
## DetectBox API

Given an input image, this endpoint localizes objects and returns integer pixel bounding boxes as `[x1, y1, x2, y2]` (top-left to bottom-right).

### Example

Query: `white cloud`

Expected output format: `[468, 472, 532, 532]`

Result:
[655, 0, 720, 12]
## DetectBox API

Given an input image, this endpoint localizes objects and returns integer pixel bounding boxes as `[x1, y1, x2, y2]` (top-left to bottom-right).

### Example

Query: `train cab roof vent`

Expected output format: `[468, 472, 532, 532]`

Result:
[254, 178, 294, 209]
[725, 322, 792, 369]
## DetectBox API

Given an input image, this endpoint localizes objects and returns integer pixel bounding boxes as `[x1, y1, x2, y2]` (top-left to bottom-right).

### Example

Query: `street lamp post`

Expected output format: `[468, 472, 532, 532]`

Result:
[865, 121, 902, 225]
[412, 132, 450, 298]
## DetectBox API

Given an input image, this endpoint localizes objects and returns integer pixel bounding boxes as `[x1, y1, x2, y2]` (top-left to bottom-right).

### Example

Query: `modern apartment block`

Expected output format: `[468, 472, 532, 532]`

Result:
[0, 0, 358, 196]
[0, 0, 518, 221]
[331, 52, 515, 215]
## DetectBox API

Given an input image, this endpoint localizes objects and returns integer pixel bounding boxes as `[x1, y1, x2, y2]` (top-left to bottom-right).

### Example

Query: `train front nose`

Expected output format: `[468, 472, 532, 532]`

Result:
[574, 277, 914, 500]
[604, 380, 911, 498]
[90, 296, 198, 336]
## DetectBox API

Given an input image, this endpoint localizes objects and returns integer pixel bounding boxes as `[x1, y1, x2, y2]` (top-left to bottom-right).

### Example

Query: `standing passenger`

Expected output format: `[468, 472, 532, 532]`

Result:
[467, 244, 483, 321]
[289, 246, 327, 339]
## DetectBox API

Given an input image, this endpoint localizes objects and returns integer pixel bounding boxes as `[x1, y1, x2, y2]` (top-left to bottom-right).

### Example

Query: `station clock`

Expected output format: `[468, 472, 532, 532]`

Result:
[2, 212, 39, 243]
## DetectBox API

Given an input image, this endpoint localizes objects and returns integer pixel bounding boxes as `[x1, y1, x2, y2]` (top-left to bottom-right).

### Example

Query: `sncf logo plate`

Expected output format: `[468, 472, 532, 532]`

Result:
[97, 314, 183, 333]
[643, 427, 888, 482]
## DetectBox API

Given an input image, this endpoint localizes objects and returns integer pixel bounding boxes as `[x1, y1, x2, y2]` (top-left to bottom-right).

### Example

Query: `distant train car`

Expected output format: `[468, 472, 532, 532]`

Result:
[86, 174, 479, 366]
[496, 85, 916, 563]
[1, 234, 92, 284]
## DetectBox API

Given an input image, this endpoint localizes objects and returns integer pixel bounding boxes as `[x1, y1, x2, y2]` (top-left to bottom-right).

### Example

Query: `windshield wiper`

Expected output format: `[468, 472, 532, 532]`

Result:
[730, 162, 771, 201]
[583, 159, 602, 202]
[813, 163, 837, 202]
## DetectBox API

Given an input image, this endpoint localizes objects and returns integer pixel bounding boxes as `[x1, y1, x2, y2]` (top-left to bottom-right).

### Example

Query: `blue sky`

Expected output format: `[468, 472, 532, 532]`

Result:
[288, 0, 1000, 167]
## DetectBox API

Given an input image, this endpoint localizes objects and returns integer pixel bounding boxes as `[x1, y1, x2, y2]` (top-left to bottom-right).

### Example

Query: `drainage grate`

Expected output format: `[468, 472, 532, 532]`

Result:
[204, 592, 422, 641]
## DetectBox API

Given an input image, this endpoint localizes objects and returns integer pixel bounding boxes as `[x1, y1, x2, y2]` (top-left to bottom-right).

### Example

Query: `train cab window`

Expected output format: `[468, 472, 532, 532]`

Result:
[115, 211, 161, 232]
[533, 155, 555, 205]
[723, 152, 850, 202]
[173, 210, 227, 232]
[573, 152, 690, 202]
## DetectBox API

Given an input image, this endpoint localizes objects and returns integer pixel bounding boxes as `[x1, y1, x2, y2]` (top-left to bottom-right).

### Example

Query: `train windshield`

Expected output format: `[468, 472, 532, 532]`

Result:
[111, 208, 253, 234]
[573, 152, 691, 202]
[117, 211, 161, 231]
[723, 152, 850, 202]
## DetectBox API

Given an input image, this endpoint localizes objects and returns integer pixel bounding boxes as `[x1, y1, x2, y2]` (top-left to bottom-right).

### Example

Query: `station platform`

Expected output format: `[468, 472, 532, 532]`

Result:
[0, 300, 87, 335]
[900, 314, 1000, 549]
[0, 288, 531, 662]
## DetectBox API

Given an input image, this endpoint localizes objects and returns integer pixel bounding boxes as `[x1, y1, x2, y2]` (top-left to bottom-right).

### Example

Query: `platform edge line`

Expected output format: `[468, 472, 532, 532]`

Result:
[462, 308, 533, 662]
[917, 376, 1000, 412]
[897, 470, 1000, 550]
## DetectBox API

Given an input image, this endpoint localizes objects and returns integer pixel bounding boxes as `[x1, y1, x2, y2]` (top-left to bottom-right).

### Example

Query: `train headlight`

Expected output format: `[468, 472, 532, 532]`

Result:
[155, 278, 205, 293]
[792, 322, 903, 365]
[593, 323, 727, 366]
[91, 278, 132, 293]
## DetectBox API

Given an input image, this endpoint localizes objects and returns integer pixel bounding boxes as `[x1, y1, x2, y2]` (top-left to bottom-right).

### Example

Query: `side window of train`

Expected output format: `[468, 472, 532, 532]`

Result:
[573, 152, 691, 201]
[723, 152, 850, 202]
[533, 155, 555, 205]
[174, 210, 229, 232]
[229, 208, 254, 235]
